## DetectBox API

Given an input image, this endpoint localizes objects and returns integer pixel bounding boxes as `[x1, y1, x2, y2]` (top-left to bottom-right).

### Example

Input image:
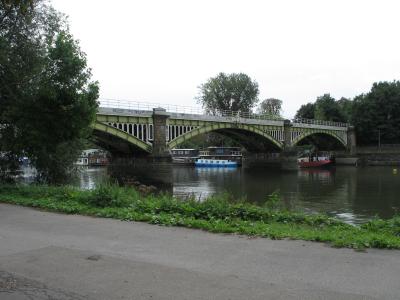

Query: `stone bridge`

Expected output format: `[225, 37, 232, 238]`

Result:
[93, 101, 356, 157]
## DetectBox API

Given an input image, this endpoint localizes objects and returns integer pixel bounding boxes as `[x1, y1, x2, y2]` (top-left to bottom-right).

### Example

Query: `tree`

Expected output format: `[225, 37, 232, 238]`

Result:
[337, 97, 353, 123]
[314, 94, 346, 122]
[295, 94, 346, 122]
[352, 81, 400, 145]
[258, 98, 282, 117]
[197, 72, 259, 114]
[0, 0, 43, 179]
[0, 1, 99, 183]
[295, 103, 315, 119]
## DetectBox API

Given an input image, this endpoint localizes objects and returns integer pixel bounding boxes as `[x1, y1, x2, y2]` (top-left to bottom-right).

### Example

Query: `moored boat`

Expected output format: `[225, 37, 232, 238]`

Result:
[171, 149, 199, 165]
[199, 146, 242, 166]
[195, 159, 238, 168]
[297, 152, 335, 168]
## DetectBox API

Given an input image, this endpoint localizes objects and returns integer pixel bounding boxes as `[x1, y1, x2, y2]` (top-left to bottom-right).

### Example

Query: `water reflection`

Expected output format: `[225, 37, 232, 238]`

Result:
[77, 167, 108, 190]
[76, 165, 400, 224]
[173, 167, 238, 200]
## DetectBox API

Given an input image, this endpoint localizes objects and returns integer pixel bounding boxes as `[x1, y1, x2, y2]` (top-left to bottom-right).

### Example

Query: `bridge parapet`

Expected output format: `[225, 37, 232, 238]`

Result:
[98, 107, 284, 127]
[292, 122, 348, 131]
[99, 99, 283, 123]
[292, 118, 348, 128]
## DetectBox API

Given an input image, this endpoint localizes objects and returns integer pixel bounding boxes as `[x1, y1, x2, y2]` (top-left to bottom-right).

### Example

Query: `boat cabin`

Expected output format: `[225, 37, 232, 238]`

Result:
[171, 149, 199, 158]
[171, 149, 200, 164]
[199, 147, 242, 165]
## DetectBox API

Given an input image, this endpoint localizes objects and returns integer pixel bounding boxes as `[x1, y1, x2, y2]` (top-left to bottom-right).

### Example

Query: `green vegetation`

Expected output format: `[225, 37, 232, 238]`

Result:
[197, 72, 259, 114]
[295, 81, 400, 146]
[1, 184, 399, 249]
[352, 81, 400, 145]
[257, 98, 283, 118]
[0, 1, 98, 183]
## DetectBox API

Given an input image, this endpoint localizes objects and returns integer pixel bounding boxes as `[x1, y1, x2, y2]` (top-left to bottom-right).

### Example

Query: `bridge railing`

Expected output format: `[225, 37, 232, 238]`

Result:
[99, 99, 283, 121]
[99, 99, 350, 126]
[292, 117, 348, 128]
[99, 98, 204, 115]
[216, 110, 283, 121]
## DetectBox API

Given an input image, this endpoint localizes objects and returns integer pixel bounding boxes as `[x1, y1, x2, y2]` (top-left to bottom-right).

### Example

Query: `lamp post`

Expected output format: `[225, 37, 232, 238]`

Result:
[378, 129, 381, 151]
[377, 125, 385, 152]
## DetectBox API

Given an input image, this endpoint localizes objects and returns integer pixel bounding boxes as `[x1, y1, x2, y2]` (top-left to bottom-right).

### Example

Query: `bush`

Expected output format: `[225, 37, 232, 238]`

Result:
[86, 183, 139, 208]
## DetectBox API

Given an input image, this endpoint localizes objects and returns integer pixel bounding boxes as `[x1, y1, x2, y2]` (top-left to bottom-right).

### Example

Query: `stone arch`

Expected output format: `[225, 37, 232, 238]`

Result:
[292, 130, 347, 148]
[93, 122, 152, 153]
[167, 123, 283, 150]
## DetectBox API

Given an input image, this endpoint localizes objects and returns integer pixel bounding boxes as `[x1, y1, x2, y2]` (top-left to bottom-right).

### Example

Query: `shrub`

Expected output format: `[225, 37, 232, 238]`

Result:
[86, 183, 139, 208]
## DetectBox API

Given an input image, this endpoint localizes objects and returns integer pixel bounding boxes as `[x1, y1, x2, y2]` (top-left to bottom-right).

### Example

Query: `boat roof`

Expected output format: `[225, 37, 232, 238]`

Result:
[206, 146, 240, 149]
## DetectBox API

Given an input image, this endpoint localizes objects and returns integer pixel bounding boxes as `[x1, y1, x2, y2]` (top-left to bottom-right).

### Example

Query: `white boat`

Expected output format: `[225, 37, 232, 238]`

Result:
[195, 159, 237, 168]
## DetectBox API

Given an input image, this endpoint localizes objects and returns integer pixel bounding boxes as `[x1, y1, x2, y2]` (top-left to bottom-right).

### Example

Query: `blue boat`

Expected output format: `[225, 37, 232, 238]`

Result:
[195, 159, 237, 168]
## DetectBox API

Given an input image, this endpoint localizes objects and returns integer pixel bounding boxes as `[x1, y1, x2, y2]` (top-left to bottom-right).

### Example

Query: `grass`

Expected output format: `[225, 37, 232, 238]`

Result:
[0, 183, 399, 249]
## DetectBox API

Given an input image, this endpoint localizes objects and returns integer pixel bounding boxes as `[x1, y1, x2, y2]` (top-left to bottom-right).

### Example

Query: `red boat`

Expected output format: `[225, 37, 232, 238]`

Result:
[297, 153, 335, 168]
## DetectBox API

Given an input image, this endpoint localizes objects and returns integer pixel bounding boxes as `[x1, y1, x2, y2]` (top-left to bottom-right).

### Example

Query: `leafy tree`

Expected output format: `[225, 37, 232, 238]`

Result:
[197, 72, 259, 114]
[337, 97, 353, 123]
[0, 1, 99, 183]
[295, 103, 315, 119]
[0, 0, 43, 179]
[295, 94, 346, 123]
[352, 81, 400, 145]
[258, 98, 282, 117]
[314, 94, 346, 122]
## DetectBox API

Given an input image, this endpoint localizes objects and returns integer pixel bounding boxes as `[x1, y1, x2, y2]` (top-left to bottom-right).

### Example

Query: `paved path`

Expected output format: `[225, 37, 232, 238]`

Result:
[0, 204, 399, 299]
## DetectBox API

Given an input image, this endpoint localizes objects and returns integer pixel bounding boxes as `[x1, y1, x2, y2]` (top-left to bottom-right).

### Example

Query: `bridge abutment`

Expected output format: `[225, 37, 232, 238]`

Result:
[280, 120, 298, 170]
[347, 126, 356, 155]
[151, 108, 171, 160]
[283, 119, 293, 149]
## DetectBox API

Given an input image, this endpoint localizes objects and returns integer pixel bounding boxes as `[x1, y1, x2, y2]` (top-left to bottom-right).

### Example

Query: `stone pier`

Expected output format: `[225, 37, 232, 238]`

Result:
[151, 108, 171, 161]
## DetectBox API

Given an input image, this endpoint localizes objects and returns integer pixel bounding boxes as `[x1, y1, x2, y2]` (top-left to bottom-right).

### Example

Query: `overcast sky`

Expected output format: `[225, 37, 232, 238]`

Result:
[51, 0, 400, 117]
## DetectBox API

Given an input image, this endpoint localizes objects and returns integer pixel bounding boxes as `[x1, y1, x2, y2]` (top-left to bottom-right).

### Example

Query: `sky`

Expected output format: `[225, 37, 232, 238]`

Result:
[51, 0, 400, 118]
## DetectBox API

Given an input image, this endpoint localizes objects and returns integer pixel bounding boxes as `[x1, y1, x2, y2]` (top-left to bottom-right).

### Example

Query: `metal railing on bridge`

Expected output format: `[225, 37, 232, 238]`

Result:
[100, 98, 203, 115]
[99, 99, 348, 127]
[292, 117, 348, 128]
[99, 98, 283, 121]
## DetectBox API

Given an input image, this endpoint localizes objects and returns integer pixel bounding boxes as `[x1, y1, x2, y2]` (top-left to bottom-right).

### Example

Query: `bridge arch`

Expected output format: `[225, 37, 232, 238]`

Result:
[168, 122, 283, 150]
[292, 130, 347, 148]
[93, 122, 152, 153]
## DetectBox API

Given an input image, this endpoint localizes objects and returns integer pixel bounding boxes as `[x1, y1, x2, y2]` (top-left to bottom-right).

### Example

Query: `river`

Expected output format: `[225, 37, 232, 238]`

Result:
[76, 164, 400, 224]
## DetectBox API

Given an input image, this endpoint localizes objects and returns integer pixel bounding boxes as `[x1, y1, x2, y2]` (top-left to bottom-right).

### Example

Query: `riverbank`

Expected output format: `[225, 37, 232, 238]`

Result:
[337, 146, 400, 166]
[0, 184, 399, 249]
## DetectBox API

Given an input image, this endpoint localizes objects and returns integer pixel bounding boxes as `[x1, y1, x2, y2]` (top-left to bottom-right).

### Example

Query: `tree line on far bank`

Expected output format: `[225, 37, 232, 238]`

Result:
[294, 81, 400, 145]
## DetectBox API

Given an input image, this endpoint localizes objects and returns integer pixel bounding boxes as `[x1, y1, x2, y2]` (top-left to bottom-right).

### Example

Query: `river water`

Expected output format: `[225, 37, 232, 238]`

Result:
[76, 165, 400, 224]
